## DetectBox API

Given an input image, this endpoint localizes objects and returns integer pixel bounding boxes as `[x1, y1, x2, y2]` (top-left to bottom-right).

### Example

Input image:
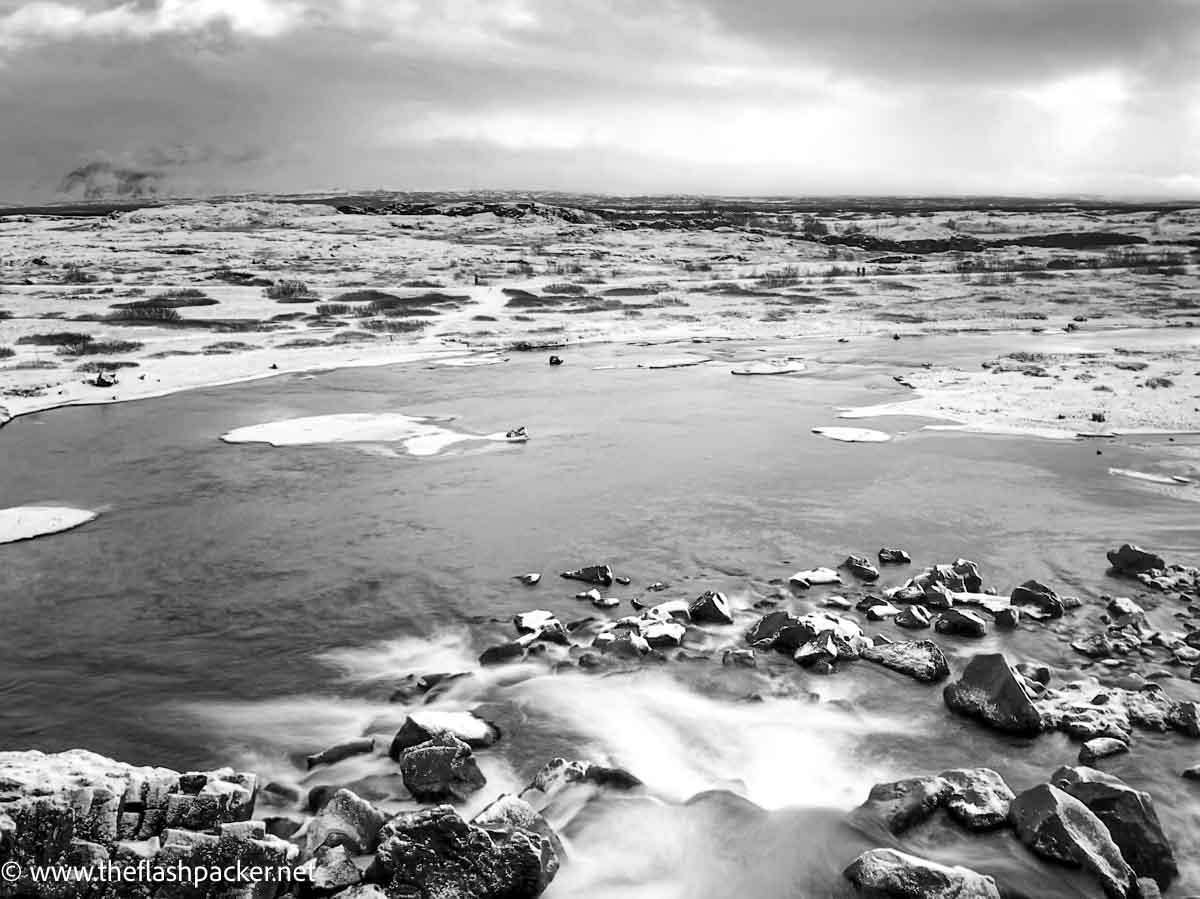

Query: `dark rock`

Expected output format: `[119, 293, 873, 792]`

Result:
[895, 605, 932, 629]
[548, 355, 563, 366]
[1107, 544, 1165, 575]
[934, 609, 988, 638]
[399, 733, 487, 803]
[388, 712, 501, 759]
[263, 815, 303, 840]
[479, 642, 526, 666]
[597, 630, 650, 658]
[306, 788, 388, 855]
[1052, 766, 1178, 889]
[307, 737, 375, 770]
[472, 794, 562, 893]
[843, 554, 881, 581]
[560, 564, 615, 586]
[722, 648, 756, 667]
[688, 590, 734, 625]
[939, 768, 1015, 830]
[306, 843, 363, 892]
[953, 559, 984, 593]
[878, 548, 912, 565]
[943, 653, 1042, 735]
[856, 776, 952, 834]
[376, 804, 554, 899]
[844, 848, 1001, 898]
[1009, 783, 1135, 899]
[994, 607, 1021, 629]
[861, 640, 950, 682]
[1106, 597, 1146, 629]
[1010, 580, 1065, 618]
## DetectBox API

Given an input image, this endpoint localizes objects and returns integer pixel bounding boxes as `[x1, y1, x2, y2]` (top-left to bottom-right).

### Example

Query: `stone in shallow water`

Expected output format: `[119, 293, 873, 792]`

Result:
[856, 775, 952, 834]
[1010, 579, 1065, 618]
[939, 768, 1015, 830]
[1009, 783, 1135, 899]
[306, 788, 387, 855]
[399, 733, 487, 803]
[1079, 737, 1129, 765]
[1107, 544, 1165, 575]
[895, 605, 932, 629]
[561, 564, 615, 586]
[688, 590, 734, 624]
[878, 547, 912, 565]
[943, 653, 1042, 735]
[861, 640, 950, 682]
[934, 608, 988, 638]
[844, 848, 1001, 899]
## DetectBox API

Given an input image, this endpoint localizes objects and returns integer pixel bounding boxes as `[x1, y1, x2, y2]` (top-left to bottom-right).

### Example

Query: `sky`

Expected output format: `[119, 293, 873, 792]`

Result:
[0, 0, 1198, 201]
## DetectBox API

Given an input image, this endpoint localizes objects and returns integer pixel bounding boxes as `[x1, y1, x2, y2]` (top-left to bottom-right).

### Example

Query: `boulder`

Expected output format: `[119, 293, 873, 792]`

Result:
[943, 654, 1042, 735]
[597, 630, 650, 659]
[1079, 738, 1129, 765]
[479, 642, 526, 666]
[939, 768, 1015, 830]
[514, 573, 541, 586]
[304, 843, 363, 892]
[895, 605, 932, 629]
[641, 619, 686, 648]
[1052, 766, 1177, 889]
[866, 601, 902, 621]
[399, 733, 487, 803]
[843, 554, 881, 581]
[561, 564, 614, 586]
[513, 610, 568, 643]
[953, 559, 984, 593]
[789, 567, 842, 588]
[376, 804, 554, 898]
[878, 548, 912, 565]
[1010, 580, 1065, 618]
[1009, 784, 1135, 899]
[1107, 544, 1165, 575]
[856, 776, 951, 834]
[844, 848, 1001, 899]
[1106, 597, 1146, 629]
[861, 640, 950, 682]
[934, 609, 988, 638]
[472, 794, 563, 893]
[688, 590, 734, 625]
[993, 607, 1021, 629]
[306, 788, 387, 855]
[388, 711, 501, 759]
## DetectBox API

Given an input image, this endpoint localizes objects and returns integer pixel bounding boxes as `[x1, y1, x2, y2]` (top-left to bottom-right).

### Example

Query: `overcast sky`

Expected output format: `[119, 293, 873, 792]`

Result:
[1, 0, 1198, 201]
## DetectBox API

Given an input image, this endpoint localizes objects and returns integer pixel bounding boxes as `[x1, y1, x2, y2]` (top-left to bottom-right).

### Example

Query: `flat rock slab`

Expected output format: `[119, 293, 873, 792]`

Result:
[0, 506, 98, 544]
[812, 427, 892, 443]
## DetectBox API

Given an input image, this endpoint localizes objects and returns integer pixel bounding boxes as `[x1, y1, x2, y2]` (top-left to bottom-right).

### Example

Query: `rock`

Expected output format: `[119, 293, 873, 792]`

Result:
[479, 642, 526, 666]
[591, 595, 620, 609]
[514, 572, 542, 585]
[844, 848, 1001, 899]
[722, 648, 756, 667]
[745, 610, 804, 650]
[953, 559, 984, 593]
[376, 804, 555, 899]
[1182, 765, 1200, 780]
[1010, 784, 1136, 899]
[304, 843, 363, 892]
[1106, 597, 1146, 629]
[789, 567, 842, 588]
[856, 776, 952, 834]
[399, 733, 487, 802]
[1010, 580, 1065, 618]
[866, 601, 902, 621]
[306, 737, 375, 770]
[939, 768, 1015, 830]
[688, 590, 734, 624]
[472, 794, 563, 893]
[1079, 738, 1130, 765]
[943, 654, 1042, 735]
[843, 554, 881, 581]
[1052, 766, 1178, 889]
[994, 607, 1021, 629]
[548, 355, 563, 366]
[878, 548, 912, 565]
[561, 564, 614, 586]
[1107, 544, 1165, 575]
[641, 619, 686, 648]
[388, 711, 501, 759]
[306, 788, 387, 855]
[598, 631, 650, 658]
[887, 583, 927, 603]
[895, 605, 932, 629]
[861, 640, 950, 682]
[514, 609, 556, 634]
[934, 609, 988, 638]
[823, 595, 854, 610]
[575, 588, 600, 602]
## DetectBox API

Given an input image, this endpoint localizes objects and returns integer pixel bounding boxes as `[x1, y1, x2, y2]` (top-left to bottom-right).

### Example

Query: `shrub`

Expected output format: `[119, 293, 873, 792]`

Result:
[76, 360, 139, 372]
[0, 346, 13, 359]
[62, 265, 97, 284]
[543, 283, 587, 295]
[0, 310, 12, 320]
[265, 280, 316, 301]
[360, 318, 429, 333]
[107, 307, 182, 322]
[330, 290, 396, 304]
[315, 303, 352, 316]
[17, 332, 94, 346]
[203, 341, 254, 354]
[58, 339, 142, 356]
[278, 338, 327, 348]
[111, 289, 216, 310]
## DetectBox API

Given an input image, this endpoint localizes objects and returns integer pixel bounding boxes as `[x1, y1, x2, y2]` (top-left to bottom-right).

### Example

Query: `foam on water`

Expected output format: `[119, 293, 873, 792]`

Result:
[219, 412, 525, 456]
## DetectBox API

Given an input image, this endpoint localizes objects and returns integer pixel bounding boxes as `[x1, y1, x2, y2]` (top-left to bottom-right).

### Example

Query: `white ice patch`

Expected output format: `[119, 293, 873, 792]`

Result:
[220, 413, 524, 456]
[0, 506, 97, 544]
[811, 427, 891, 443]
[730, 362, 806, 376]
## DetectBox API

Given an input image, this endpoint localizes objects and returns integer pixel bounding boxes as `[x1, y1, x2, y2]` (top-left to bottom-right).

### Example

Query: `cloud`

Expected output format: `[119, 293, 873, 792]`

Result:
[58, 159, 162, 198]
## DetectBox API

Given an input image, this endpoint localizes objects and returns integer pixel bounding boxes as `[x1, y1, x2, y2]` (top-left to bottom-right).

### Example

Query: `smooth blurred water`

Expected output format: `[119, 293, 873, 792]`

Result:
[1, 333, 1197, 896]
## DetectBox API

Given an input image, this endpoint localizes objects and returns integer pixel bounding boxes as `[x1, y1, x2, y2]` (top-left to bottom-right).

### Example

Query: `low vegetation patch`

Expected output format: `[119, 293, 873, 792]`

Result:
[17, 331, 94, 346]
[61, 265, 98, 284]
[360, 318, 430, 334]
[543, 283, 588, 295]
[107, 307, 182, 323]
[111, 288, 216, 310]
[0, 346, 13, 359]
[58, 339, 142, 356]
[315, 303, 352, 316]
[76, 360, 139, 372]
[266, 280, 317, 302]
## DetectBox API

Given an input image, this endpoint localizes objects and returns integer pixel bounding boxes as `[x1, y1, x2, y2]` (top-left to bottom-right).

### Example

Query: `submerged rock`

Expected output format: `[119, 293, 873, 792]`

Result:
[1010, 579, 1065, 618]
[934, 608, 988, 638]
[561, 564, 615, 586]
[1079, 738, 1130, 765]
[479, 642, 526, 666]
[878, 547, 912, 565]
[844, 848, 1001, 899]
[843, 554, 881, 581]
[307, 737, 375, 770]
[307, 788, 388, 855]
[388, 711, 501, 759]
[514, 572, 542, 586]
[943, 654, 1042, 735]
[861, 640, 950, 682]
[1009, 783, 1135, 899]
[895, 605, 932, 629]
[1052, 766, 1178, 890]
[376, 804, 555, 898]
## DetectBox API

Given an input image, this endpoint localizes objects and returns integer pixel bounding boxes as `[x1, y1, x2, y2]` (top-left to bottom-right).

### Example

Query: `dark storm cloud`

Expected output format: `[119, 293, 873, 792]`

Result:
[59, 160, 162, 198]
